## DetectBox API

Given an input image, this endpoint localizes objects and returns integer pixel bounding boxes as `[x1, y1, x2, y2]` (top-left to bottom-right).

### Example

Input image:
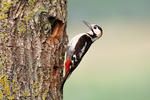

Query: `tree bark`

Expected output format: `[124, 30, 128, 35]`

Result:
[0, 0, 67, 99]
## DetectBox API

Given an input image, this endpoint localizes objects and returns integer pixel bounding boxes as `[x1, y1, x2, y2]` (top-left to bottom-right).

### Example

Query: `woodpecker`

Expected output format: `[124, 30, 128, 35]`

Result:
[62, 21, 103, 88]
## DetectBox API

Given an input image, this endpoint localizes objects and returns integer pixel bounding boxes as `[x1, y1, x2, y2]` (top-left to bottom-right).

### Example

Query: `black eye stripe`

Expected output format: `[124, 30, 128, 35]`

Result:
[95, 25, 102, 32]
[94, 26, 97, 29]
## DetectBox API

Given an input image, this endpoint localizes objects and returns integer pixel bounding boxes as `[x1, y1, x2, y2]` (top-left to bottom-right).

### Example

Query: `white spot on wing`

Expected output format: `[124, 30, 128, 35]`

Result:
[73, 55, 77, 62]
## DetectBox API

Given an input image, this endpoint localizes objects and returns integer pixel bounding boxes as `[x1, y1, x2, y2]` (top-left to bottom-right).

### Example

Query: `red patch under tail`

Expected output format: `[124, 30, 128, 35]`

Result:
[65, 59, 71, 75]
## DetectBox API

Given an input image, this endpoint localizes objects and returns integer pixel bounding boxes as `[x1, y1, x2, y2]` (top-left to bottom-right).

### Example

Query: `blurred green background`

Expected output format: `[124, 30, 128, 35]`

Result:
[64, 0, 150, 100]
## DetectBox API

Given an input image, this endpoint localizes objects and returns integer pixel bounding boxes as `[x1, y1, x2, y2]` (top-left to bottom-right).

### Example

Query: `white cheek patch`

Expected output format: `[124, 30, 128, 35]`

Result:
[94, 29, 100, 35]
[93, 28, 101, 38]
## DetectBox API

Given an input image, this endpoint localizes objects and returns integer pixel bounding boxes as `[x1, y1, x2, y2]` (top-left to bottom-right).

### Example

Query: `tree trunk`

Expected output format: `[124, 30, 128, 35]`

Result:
[0, 0, 67, 99]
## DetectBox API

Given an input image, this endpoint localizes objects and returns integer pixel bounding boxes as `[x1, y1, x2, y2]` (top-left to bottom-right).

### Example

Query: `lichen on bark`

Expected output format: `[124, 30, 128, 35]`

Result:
[0, 0, 67, 99]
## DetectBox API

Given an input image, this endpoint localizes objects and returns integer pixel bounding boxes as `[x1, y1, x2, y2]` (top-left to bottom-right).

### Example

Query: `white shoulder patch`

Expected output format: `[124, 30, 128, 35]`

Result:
[67, 33, 86, 56]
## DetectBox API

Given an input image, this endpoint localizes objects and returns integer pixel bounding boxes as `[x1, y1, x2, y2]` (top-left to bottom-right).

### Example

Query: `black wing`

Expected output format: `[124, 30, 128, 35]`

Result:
[71, 34, 93, 71]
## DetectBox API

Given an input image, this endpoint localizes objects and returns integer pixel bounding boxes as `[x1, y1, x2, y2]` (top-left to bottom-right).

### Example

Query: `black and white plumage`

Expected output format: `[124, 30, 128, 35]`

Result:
[61, 21, 103, 88]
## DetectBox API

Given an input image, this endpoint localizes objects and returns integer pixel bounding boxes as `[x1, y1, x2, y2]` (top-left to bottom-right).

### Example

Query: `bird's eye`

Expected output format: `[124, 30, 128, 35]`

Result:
[94, 26, 97, 29]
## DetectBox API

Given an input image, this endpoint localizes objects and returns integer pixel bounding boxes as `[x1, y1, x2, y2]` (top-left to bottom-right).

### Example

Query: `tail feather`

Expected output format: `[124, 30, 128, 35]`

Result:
[61, 69, 73, 91]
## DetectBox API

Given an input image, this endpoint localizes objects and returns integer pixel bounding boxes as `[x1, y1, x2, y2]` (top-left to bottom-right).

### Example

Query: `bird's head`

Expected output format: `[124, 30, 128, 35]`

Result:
[83, 20, 103, 41]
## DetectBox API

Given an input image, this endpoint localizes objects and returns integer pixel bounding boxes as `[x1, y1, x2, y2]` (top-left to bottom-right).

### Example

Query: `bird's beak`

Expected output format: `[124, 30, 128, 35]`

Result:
[83, 20, 93, 31]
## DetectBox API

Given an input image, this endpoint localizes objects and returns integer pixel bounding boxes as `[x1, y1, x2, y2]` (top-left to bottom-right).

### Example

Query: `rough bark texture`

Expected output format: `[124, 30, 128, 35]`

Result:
[0, 0, 67, 99]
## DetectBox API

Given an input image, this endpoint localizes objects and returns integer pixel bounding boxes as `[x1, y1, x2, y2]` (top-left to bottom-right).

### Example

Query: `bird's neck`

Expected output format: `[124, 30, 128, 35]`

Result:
[86, 31, 97, 42]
